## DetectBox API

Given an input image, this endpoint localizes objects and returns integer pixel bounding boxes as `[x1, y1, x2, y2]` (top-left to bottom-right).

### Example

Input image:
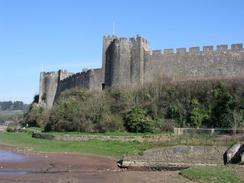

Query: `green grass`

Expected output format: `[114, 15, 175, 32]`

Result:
[0, 132, 156, 158]
[181, 166, 244, 183]
[0, 130, 239, 160]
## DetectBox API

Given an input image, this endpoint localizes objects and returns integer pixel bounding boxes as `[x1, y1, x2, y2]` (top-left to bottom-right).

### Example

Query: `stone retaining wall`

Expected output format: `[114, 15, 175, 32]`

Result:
[32, 132, 172, 142]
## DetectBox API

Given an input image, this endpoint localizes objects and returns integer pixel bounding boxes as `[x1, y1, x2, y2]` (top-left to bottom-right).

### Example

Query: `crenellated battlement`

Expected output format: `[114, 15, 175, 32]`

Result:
[57, 68, 102, 95]
[150, 43, 243, 56]
[103, 35, 118, 40]
[104, 35, 149, 45]
[40, 71, 58, 76]
[59, 70, 89, 83]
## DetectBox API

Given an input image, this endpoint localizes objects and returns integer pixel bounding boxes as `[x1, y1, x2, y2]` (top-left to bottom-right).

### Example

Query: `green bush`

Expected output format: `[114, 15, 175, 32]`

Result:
[189, 98, 208, 127]
[124, 106, 155, 133]
[46, 89, 124, 132]
[22, 95, 49, 128]
[6, 123, 18, 132]
[208, 82, 236, 128]
[48, 97, 80, 131]
[23, 104, 49, 128]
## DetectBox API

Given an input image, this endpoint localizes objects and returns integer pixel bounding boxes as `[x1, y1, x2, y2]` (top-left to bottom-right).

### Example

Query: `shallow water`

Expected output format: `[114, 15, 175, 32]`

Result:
[0, 169, 28, 176]
[0, 150, 27, 162]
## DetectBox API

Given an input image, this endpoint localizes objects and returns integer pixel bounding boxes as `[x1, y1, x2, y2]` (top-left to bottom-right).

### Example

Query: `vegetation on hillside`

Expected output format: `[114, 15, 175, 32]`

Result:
[23, 79, 244, 132]
[23, 95, 49, 128]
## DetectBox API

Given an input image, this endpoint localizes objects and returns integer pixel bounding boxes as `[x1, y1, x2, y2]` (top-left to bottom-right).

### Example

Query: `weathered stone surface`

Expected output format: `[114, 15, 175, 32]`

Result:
[223, 143, 244, 164]
[39, 69, 102, 109]
[32, 133, 172, 142]
[39, 35, 244, 108]
[241, 153, 244, 164]
[119, 145, 226, 170]
[32, 132, 54, 140]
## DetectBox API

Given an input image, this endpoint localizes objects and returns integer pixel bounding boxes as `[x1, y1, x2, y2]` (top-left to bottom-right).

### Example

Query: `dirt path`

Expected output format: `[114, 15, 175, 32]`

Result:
[0, 144, 194, 183]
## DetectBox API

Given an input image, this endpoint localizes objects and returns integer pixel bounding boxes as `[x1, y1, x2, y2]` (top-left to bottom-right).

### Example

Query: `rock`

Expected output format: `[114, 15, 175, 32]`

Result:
[241, 153, 244, 164]
[223, 143, 244, 164]
[32, 132, 54, 140]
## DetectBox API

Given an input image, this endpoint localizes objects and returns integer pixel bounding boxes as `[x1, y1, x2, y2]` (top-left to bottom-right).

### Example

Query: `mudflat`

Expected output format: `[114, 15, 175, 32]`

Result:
[0, 144, 193, 183]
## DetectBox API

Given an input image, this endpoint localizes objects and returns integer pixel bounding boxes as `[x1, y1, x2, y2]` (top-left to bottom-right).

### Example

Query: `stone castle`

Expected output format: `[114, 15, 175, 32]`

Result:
[39, 35, 244, 108]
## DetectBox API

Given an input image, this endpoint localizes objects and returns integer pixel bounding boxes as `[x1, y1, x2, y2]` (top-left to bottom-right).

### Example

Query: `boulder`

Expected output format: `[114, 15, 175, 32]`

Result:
[241, 153, 244, 164]
[32, 132, 55, 140]
[223, 143, 244, 164]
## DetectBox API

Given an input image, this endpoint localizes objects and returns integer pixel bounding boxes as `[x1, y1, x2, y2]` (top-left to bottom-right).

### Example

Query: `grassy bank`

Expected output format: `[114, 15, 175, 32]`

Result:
[0, 129, 240, 159]
[0, 132, 156, 158]
[181, 166, 244, 183]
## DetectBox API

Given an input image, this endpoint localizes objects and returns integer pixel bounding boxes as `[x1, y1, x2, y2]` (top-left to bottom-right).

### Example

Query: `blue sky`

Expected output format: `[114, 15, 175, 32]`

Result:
[0, 0, 244, 103]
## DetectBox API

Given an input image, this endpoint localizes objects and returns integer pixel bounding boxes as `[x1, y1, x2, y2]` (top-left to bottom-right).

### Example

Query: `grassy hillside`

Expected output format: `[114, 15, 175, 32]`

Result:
[0, 132, 157, 158]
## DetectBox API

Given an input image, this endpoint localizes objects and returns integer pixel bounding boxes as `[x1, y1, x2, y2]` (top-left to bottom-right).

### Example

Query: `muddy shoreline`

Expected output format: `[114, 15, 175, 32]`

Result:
[0, 144, 193, 183]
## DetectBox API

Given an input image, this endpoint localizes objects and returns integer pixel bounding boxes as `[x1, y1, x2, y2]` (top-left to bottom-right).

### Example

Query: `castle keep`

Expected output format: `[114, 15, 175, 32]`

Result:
[39, 35, 244, 108]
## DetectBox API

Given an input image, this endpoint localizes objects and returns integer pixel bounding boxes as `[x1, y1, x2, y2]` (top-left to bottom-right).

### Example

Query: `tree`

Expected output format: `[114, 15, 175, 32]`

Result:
[189, 98, 208, 127]
[209, 82, 236, 128]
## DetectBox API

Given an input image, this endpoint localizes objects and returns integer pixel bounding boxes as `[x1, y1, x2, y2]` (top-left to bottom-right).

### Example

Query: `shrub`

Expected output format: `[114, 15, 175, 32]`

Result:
[48, 97, 80, 131]
[188, 98, 208, 128]
[124, 106, 154, 133]
[46, 89, 125, 132]
[23, 104, 49, 128]
[158, 119, 177, 132]
[6, 123, 18, 132]
[208, 82, 236, 128]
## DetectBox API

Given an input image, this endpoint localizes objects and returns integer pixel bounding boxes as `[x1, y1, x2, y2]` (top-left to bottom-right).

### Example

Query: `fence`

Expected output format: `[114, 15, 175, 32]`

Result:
[174, 128, 244, 136]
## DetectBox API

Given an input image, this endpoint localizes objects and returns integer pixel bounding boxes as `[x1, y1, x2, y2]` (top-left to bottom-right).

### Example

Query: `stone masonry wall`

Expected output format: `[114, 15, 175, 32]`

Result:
[103, 35, 244, 87]
[39, 72, 59, 109]
[39, 35, 244, 108]
[40, 69, 102, 107]
[104, 35, 150, 87]
[54, 68, 102, 101]
[144, 44, 244, 83]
